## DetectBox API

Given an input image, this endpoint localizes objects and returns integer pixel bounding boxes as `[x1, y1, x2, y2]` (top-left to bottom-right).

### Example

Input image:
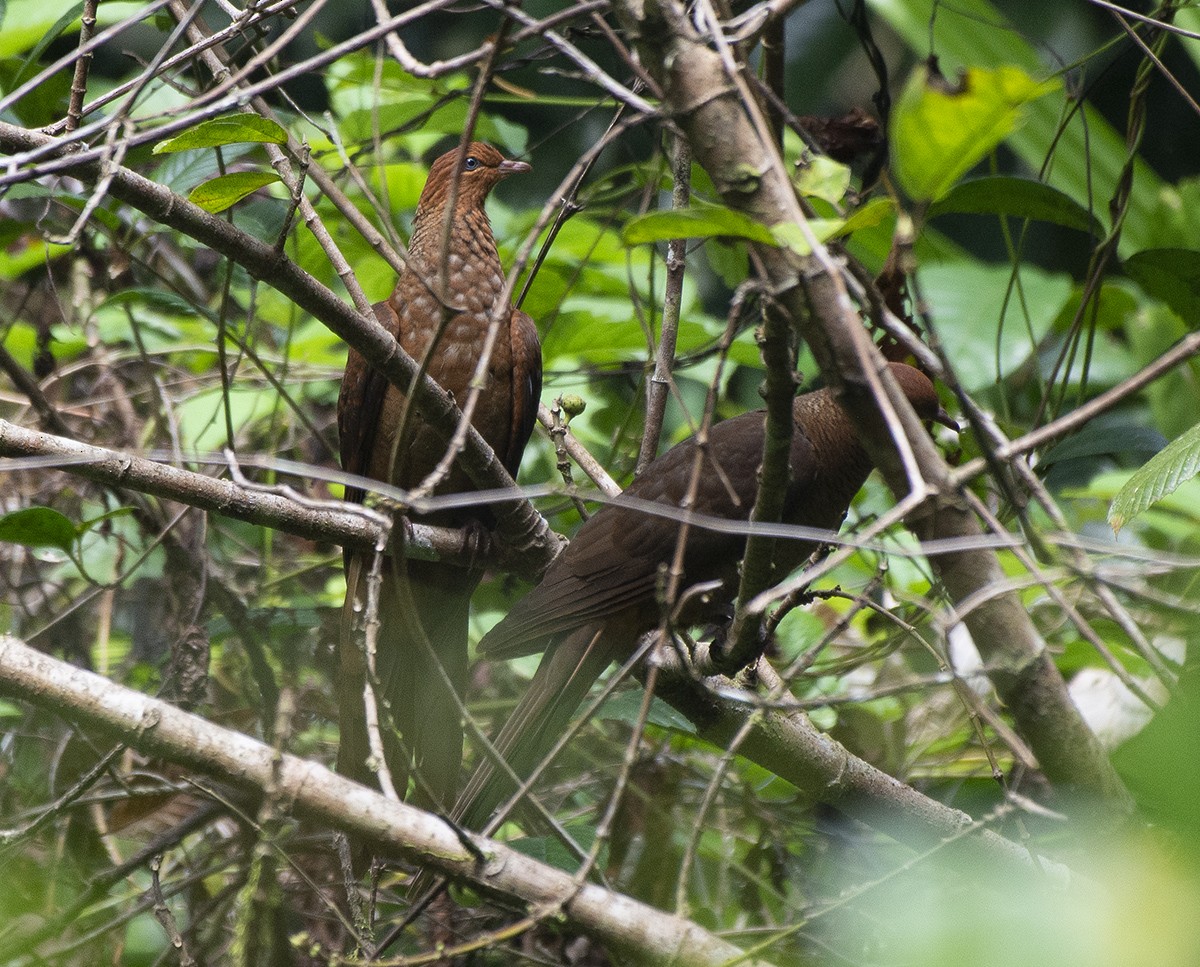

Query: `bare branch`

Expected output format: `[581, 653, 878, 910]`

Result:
[0, 634, 775, 967]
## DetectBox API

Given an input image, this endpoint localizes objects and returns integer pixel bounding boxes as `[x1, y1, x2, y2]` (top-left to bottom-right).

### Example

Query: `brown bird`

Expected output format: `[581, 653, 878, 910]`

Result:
[337, 142, 541, 810]
[453, 363, 946, 830]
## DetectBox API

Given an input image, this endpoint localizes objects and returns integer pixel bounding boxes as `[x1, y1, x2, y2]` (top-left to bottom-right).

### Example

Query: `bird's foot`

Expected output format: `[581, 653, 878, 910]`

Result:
[461, 520, 492, 576]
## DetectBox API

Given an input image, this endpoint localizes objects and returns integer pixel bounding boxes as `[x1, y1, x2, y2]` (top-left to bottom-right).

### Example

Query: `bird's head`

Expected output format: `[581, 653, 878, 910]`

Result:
[418, 141, 531, 212]
[885, 362, 957, 430]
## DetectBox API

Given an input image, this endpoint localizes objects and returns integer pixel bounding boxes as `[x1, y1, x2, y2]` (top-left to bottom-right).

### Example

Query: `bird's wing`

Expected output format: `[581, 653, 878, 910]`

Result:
[504, 307, 542, 477]
[337, 299, 401, 505]
[481, 409, 814, 658]
[479, 558, 656, 658]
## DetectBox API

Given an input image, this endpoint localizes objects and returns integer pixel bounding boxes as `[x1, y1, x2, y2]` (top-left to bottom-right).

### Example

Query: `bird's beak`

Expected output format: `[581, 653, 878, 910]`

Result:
[933, 406, 959, 432]
[498, 158, 532, 178]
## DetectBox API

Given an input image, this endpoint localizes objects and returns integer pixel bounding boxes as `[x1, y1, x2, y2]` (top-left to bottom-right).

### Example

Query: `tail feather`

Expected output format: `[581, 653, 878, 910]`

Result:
[407, 624, 612, 900]
[337, 555, 473, 813]
[454, 623, 613, 832]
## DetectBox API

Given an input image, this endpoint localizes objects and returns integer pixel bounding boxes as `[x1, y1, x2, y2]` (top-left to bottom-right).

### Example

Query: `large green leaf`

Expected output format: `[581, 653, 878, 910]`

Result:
[0, 507, 76, 553]
[152, 115, 287, 154]
[0, 0, 143, 58]
[506, 823, 601, 873]
[1115, 662, 1200, 842]
[793, 155, 851, 205]
[8, 2, 81, 87]
[100, 287, 208, 319]
[187, 171, 281, 214]
[1039, 414, 1166, 492]
[917, 260, 1072, 390]
[0, 235, 71, 279]
[336, 98, 512, 151]
[623, 203, 775, 246]
[869, 0, 1164, 253]
[624, 199, 877, 256]
[1041, 420, 1165, 469]
[1109, 421, 1200, 533]
[1123, 249, 1200, 323]
[176, 385, 288, 451]
[543, 308, 730, 367]
[0, 50, 70, 126]
[1138, 177, 1200, 253]
[153, 142, 258, 195]
[769, 218, 844, 256]
[600, 691, 696, 733]
[891, 64, 1059, 203]
[836, 197, 894, 236]
[930, 176, 1102, 233]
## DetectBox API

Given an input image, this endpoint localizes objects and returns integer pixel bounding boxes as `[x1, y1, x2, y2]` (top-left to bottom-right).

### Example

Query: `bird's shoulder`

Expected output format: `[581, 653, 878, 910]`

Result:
[625, 408, 817, 516]
[338, 299, 402, 500]
[503, 308, 542, 476]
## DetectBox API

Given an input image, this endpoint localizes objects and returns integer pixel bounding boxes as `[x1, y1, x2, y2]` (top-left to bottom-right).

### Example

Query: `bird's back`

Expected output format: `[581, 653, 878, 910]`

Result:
[480, 363, 941, 658]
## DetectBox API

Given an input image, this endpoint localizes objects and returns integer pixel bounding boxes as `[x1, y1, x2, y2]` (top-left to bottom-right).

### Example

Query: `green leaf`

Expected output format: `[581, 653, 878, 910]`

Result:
[78, 507, 136, 534]
[0, 507, 77, 553]
[1137, 177, 1200, 252]
[1040, 421, 1165, 468]
[917, 260, 1072, 391]
[600, 691, 696, 733]
[1122, 299, 1200, 440]
[176, 384, 288, 451]
[930, 176, 1102, 234]
[0, 1, 145, 57]
[10, 2, 83, 87]
[704, 239, 749, 289]
[1109, 421, 1200, 533]
[622, 202, 775, 246]
[1114, 662, 1200, 842]
[836, 197, 894, 236]
[0, 51, 70, 126]
[868, 0, 1162, 254]
[0, 236, 72, 279]
[543, 309, 725, 367]
[187, 171, 281, 214]
[336, 99, 513, 153]
[793, 156, 851, 206]
[890, 64, 1059, 203]
[99, 287, 207, 318]
[506, 824, 601, 872]
[1039, 414, 1166, 492]
[770, 218, 843, 257]
[153, 142, 258, 195]
[1123, 249, 1200, 323]
[152, 115, 287, 154]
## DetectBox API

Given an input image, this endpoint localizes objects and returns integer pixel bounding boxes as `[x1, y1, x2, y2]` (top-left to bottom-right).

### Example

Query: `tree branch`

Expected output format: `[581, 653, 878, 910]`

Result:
[0, 420, 551, 581]
[0, 634, 773, 967]
[650, 651, 1084, 890]
[0, 120, 559, 575]
[615, 0, 1131, 808]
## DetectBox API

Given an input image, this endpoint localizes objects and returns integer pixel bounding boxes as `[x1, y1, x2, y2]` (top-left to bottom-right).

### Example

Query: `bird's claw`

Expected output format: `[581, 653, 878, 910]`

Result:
[461, 520, 492, 575]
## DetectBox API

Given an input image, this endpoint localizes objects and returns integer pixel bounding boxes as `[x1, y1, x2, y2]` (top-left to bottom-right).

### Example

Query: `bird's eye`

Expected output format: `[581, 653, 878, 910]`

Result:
[463, 156, 479, 171]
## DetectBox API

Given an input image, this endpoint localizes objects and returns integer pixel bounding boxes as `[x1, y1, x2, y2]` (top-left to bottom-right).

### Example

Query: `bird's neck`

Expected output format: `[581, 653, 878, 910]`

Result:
[409, 204, 497, 263]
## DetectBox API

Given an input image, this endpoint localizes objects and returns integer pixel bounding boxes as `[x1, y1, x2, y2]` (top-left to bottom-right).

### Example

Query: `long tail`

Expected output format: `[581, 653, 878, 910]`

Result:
[453, 623, 614, 832]
[337, 555, 473, 812]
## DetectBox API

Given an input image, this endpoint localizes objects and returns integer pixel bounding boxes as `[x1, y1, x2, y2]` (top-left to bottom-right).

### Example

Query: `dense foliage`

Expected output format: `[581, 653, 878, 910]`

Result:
[2, 0, 1200, 964]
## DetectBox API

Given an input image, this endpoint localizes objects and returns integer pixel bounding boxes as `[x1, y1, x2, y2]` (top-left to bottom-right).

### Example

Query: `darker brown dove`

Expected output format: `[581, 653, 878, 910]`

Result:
[453, 362, 945, 830]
